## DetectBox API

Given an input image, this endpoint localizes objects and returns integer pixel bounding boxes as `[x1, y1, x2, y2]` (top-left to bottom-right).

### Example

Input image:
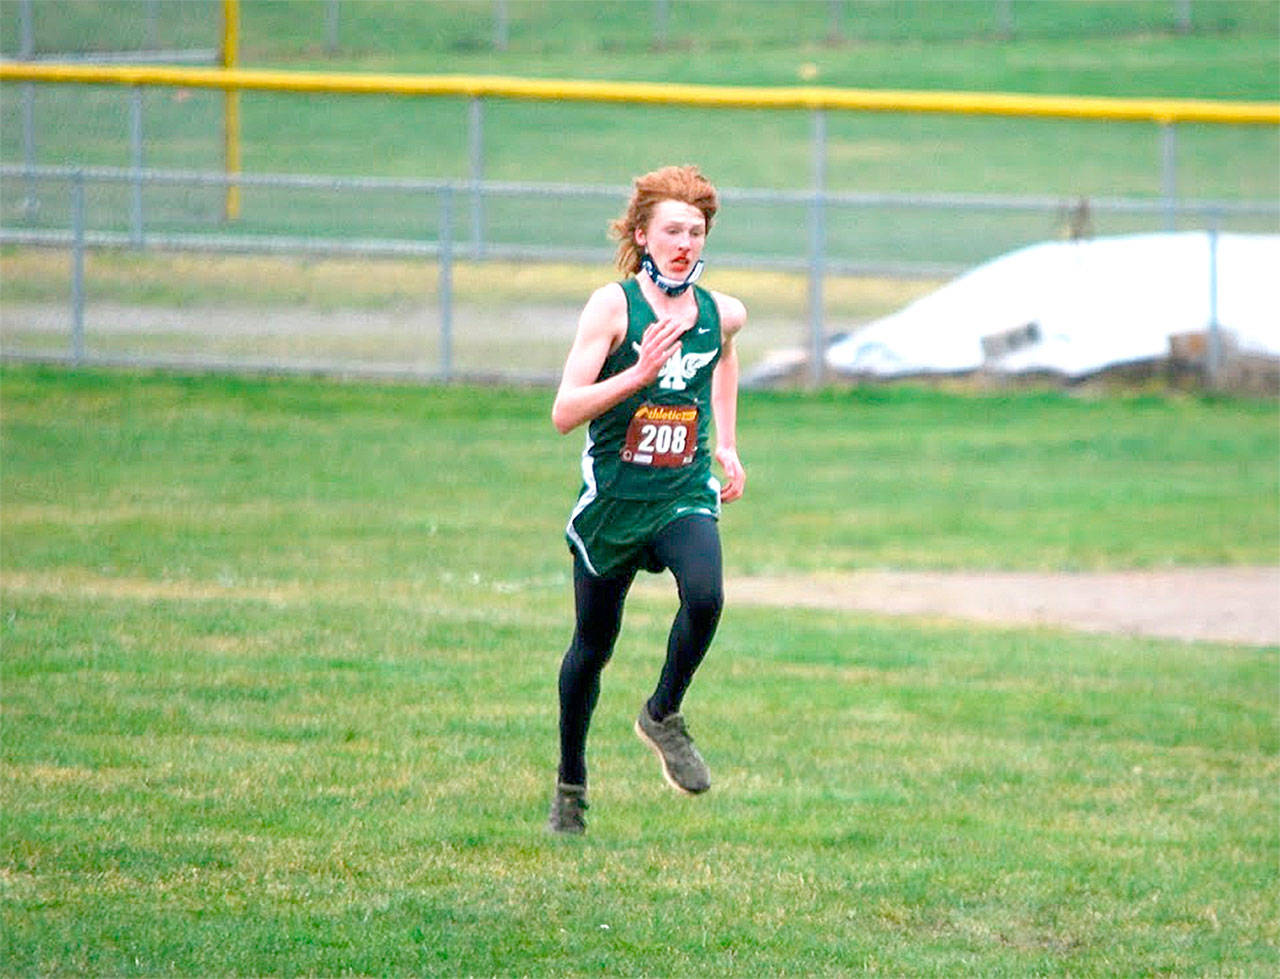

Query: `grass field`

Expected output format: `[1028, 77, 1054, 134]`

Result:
[5, 1, 1278, 91]
[2, 366, 1277, 975]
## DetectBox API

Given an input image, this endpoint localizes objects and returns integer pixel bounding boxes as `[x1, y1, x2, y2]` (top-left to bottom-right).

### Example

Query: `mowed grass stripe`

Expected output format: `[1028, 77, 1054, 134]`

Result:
[3, 368, 1276, 576]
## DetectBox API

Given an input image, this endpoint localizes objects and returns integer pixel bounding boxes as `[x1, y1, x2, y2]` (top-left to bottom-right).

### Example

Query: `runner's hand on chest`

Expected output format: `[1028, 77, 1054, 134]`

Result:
[632, 315, 695, 386]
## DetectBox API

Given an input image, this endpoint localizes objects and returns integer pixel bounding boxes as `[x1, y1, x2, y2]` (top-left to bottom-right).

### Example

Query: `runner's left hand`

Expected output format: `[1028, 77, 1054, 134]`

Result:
[715, 446, 745, 503]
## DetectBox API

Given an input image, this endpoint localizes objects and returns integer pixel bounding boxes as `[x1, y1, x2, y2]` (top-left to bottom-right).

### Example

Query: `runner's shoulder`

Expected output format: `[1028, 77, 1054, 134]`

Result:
[708, 290, 747, 337]
[585, 281, 629, 316]
[579, 281, 630, 345]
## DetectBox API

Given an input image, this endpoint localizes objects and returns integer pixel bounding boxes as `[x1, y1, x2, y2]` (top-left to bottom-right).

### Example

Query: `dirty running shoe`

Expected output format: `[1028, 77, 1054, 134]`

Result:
[547, 782, 588, 835]
[634, 709, 711, 794]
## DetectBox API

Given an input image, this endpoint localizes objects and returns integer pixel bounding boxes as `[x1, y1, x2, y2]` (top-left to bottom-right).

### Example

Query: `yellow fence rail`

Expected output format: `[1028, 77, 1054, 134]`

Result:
[2, 61, 1278, 125]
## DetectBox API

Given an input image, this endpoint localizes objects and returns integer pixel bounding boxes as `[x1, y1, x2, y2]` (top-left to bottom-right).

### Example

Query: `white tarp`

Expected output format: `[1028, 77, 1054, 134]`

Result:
[826, 232, 1280, 379]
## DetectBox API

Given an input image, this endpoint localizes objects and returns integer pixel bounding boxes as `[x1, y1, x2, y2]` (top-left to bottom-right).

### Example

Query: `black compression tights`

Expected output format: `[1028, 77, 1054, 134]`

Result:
[557, 514, 724, 788]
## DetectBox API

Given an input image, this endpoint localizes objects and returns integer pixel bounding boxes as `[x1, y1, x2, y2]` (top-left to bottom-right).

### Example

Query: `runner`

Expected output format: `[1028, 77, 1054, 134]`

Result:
[548, 165, 747, 835]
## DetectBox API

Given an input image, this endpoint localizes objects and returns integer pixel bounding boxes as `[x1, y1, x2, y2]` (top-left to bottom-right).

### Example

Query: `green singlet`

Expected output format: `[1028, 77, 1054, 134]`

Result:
[565, 277, 722, 577]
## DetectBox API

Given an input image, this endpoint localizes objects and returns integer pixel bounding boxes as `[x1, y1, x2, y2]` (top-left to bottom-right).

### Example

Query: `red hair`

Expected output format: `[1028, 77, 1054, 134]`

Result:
[609, 165, 719, 274]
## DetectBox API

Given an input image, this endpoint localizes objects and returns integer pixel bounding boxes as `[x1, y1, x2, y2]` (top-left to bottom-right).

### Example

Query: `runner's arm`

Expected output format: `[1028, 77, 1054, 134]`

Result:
[552, 285, 694, 434]
[711, 292, 747, 503]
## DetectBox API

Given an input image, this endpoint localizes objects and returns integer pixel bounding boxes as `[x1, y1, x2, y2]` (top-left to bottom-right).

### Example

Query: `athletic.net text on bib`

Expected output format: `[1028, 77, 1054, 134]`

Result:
[620, 403, 698, 468]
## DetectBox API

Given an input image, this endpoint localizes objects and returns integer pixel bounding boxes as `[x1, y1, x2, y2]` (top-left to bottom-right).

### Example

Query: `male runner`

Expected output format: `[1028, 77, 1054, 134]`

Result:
[548, 165, 747, 834]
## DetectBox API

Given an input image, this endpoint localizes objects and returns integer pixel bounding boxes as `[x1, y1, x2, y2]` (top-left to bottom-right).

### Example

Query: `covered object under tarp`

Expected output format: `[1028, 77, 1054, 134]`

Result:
[826, 233, 1280, 379]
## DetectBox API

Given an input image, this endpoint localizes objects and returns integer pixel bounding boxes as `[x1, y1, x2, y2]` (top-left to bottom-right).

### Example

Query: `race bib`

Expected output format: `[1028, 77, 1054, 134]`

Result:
[621, 403, 697, 468]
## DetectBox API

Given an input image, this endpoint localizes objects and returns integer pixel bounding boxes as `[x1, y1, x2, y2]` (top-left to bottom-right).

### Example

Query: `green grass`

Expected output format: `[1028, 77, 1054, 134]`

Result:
[4, 2, 1277, 70]
[2, 366, 1277, 975]
[3, 368, 1276, 577]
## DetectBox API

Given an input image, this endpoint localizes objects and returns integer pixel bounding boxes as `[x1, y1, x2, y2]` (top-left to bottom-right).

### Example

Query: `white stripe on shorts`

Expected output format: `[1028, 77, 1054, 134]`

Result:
[565, 429, 601, 576]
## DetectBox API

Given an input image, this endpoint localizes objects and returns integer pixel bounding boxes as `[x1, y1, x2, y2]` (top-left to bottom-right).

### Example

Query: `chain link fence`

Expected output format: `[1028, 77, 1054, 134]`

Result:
[2, 1, 1275, 383]
[3, 163, 1275, 383]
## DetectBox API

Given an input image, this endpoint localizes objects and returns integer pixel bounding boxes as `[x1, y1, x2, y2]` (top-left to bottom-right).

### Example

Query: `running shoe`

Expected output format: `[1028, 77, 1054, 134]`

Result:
[634, 708, 710, 794]
[547, 781, 589, 835]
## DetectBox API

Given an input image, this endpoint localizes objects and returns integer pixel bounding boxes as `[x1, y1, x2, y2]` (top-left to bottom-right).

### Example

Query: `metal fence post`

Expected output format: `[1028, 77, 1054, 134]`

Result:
[494, 0, 509, 51]
[1206, 208, 1222, 387]
[71, 170, 86, 365]
[326, 0, 340, 55]
[130, 86, 145, 246]
[995, 0, 1015, 40]
[146, 0, 160, 49]
[1174, 0, 1192, 34]
[222, 0, 242, 221]
[1161, 121, 1178, 231]
[20, 87, 37, 217]
[469, 96, 485, 258]
[19, 0, 34, 54]
[827, 0, 843, 42]
[808, 109, 828, 388]
[654, 0, 669, 49]
[440, 184, 455, 380]
[19, 0, 37, 216]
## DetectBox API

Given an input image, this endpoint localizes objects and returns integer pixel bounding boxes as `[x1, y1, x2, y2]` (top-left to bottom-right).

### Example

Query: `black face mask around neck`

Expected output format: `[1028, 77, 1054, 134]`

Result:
[640, 252, 704, 297]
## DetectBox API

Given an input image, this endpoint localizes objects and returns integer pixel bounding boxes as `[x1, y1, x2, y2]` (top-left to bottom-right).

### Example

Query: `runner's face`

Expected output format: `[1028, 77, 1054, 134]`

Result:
[635, 200, 706, 280]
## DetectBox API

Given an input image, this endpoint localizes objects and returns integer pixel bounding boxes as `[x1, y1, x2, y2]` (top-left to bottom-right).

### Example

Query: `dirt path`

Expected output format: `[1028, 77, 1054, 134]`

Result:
[719, 567, 1280, 646]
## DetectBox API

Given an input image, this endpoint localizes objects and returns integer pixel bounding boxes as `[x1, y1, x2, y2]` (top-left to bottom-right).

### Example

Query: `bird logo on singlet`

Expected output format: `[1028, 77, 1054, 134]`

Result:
[631, 342, 716, 391]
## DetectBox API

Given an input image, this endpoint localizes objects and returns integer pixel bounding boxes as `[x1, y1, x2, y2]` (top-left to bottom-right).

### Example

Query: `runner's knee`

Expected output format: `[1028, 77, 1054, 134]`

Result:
[565, 631, 616, 674]
[679, 573, 723, 626]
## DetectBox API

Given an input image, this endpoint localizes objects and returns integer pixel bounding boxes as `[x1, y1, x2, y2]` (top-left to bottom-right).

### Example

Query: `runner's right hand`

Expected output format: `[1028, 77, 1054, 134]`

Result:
[633, 315, 694, 385]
